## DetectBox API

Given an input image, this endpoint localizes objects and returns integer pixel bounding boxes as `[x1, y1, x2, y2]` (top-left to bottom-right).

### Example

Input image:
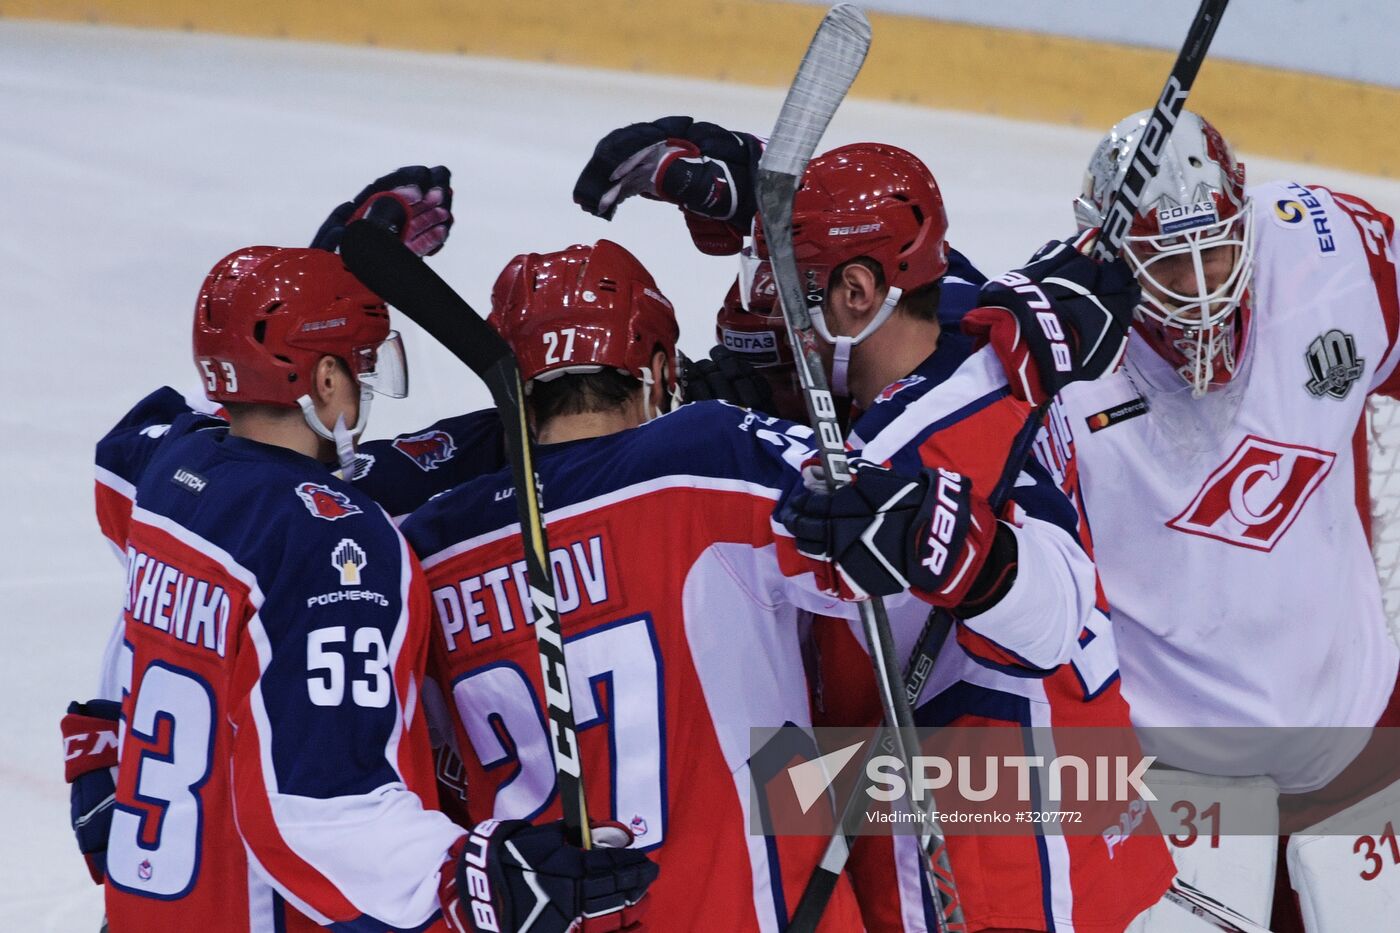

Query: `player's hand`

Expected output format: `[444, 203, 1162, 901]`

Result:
[963, 231, 1140, 405]
[311, 165, 454, 257]
[779, 462, 1000, 606]
[444, 819, 657, 933]
[61, 699, 121, 884]
[574, 116, 762, 254]
[681, 345, 778, 415]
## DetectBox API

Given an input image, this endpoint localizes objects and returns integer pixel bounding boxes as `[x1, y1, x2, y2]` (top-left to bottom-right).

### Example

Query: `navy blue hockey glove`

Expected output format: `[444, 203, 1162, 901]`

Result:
[61, 699, 121, 884]
[681, 345, 777, 415]
[574, 116, 763, 254]
[311, 165, 454, 257]
[780, 462, 1009, 608]
[963, 231, 1140, 405]
[449, 819, 656, 933]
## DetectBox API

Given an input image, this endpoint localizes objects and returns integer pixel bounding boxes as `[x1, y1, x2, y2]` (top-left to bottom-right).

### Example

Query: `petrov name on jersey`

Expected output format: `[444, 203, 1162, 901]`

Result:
[431, 534, 616, 650]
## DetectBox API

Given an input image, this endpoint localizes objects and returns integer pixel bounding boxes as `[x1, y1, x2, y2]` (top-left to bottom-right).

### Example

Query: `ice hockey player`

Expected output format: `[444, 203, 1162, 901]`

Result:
[1036, 110, 1400, 931]
[574, 118, 1176, 932]
[61, 240, 657, 931]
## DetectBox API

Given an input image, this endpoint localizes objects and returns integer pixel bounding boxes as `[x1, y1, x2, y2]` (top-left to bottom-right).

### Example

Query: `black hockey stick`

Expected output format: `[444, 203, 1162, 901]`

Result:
[340, 220, 592, 849]
[752, 6, 964, 932]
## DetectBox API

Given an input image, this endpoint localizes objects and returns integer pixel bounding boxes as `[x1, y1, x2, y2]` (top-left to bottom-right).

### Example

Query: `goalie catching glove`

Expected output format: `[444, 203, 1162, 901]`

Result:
[574, 116, 763, 255]
[963, 231, 1140, 405]
[311, 165, 454, 257]
[444, 818, 657, 933]
[779, 461, 1016, 612]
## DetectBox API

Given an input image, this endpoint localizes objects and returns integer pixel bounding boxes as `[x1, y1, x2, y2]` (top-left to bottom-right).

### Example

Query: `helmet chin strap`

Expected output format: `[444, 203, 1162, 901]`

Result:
[298, 387, 373, 478]
[811, 286, 902, 397]
[639, 363, 680, 422]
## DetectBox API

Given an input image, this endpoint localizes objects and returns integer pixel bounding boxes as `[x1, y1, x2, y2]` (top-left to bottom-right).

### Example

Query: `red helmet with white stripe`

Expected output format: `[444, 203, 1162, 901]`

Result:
[488, 239, 680, 393]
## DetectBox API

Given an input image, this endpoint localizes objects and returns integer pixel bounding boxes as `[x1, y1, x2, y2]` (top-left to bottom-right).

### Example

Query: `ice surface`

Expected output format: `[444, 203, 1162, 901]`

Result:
[2, 20, 1396, 929]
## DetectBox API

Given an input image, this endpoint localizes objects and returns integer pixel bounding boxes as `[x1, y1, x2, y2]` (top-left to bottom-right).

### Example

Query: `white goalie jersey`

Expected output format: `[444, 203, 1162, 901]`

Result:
[1043, 180, 1400, 793]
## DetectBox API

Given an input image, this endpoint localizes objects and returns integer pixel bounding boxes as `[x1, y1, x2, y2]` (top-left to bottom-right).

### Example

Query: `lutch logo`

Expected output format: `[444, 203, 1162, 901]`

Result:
[1167, 435, 1335, 551]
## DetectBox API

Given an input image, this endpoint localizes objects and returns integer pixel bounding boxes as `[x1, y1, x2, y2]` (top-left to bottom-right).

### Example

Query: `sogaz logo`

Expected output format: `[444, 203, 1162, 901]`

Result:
[1157, 201, 1218, 235]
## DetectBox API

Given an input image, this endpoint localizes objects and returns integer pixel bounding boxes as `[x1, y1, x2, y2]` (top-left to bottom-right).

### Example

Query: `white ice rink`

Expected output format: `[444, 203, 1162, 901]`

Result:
[3, 20, 1398, 930]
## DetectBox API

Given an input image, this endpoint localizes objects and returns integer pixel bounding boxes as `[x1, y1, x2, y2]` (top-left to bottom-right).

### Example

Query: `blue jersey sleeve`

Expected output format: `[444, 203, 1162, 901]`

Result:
[354, 409, 506, 520]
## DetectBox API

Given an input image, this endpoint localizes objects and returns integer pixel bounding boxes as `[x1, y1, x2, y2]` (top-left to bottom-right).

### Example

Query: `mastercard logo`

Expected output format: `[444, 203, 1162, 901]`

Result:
[1274, 199, 1305, 223]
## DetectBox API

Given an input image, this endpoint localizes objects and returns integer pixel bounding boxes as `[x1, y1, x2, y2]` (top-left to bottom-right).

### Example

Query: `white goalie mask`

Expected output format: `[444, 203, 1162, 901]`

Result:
[1074, 110, 1255, 397]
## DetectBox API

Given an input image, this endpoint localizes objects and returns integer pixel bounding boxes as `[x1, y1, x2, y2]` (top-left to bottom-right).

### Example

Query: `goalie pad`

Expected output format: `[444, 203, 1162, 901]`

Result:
[1127, 768, 1279, 931]
[1287, 777, 1400, 931]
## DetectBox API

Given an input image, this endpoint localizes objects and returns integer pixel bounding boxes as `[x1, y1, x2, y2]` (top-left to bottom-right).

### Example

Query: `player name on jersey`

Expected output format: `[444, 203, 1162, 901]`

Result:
[122, 545, 232, 657]
[432, 535, 613, 649]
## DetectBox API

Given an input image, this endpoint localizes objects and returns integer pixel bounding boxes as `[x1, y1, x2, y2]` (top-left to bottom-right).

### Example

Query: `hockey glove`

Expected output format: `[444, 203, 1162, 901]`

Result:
[445, 819, 657, 933]
[780, 462, 1007, 608]
[963, 231, 1140, 405]
[681, 345, 778, 415]
[574, 116, 763, 254]
[61, 699, 121, 884]
[311, 165, 454, 257]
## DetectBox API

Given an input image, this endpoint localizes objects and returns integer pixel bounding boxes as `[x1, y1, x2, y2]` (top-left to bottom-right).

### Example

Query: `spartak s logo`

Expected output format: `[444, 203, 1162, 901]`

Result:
[392, 429, 457, 471]
[1167, 435, 1335, 551]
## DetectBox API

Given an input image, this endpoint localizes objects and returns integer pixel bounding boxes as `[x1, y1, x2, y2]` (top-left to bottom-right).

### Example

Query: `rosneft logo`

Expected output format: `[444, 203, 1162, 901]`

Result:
[1274, 199, 1305, 224]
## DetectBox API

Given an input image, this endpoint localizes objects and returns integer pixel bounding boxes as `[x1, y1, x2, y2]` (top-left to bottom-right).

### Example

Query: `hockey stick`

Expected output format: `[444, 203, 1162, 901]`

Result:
[1163, 879, 1273, 933]
[339, 220, 592, 850]
[752, 6, 964, 932]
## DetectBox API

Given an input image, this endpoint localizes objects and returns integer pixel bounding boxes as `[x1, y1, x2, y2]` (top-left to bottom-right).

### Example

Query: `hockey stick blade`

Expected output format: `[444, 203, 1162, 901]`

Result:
[340, 221, 593, 849]
[1163, 879, 1274, 933]
[758, 3, 871, 180]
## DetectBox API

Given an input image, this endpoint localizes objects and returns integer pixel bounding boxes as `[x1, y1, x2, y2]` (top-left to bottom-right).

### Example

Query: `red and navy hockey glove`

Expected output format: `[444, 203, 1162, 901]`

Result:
[311, 165, 454, 257]
[780, 462, 1015, 610]
[574, 116, 763, 255]
[963, 232, 1140, 405]
[681, 345, 778, 415]
[443, 819, 657, 933]
[61, 699, 121, 884]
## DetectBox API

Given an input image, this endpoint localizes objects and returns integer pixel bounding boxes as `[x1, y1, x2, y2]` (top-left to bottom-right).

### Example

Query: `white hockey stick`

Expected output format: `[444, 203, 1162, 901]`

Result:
[753, 6, 964, 931]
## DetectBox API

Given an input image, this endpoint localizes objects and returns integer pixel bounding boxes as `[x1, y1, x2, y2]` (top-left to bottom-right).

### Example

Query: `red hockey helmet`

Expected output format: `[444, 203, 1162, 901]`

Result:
[488, 239, 680, 392]
[191, 247, 405, 407]
[714, 276, 793, 370]
[745, 142, 950, 304]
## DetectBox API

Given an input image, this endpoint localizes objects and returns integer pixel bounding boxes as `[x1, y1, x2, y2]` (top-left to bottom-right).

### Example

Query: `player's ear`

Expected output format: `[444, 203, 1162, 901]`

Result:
[649, 350, 669, 412]
[838, 262, 880, 321]
[311, 355, 343, 406]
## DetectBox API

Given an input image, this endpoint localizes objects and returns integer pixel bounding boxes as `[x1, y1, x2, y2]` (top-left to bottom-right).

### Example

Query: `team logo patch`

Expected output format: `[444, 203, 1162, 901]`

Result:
[1085, 397, 1149, 433]
[874, 374, 926, 404]
[1304, 329, 1365, 399]
[332, 538, 367, 585]
[1167, 435, 1335, 552]
[296, 482, 362, 521]
[392, 429, 457, 471]
[1157, 200, 1219, 235]
[629, 814, 649, 837]
[137, 859, 153, 881]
